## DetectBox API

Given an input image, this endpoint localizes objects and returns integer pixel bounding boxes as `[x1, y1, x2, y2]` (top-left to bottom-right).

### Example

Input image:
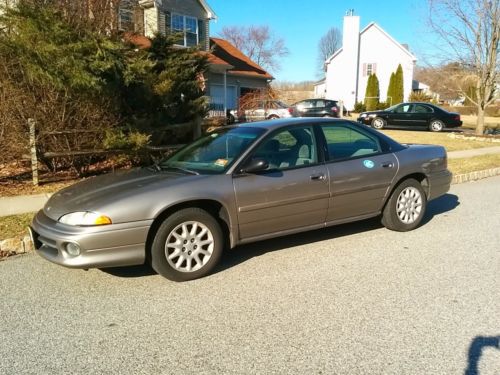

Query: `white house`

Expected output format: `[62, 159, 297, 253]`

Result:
[324, 11, 417, 110]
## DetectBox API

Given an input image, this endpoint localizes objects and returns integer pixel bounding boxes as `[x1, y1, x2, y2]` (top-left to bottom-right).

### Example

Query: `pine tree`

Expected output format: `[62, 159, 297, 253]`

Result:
[364, 73, 380, 111]
[394, 64, 404, 104]
[387, 72, 396, 106]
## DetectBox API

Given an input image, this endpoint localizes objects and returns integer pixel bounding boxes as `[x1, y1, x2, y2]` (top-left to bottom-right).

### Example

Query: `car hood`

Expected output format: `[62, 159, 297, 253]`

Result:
[43, 168, 199, 222]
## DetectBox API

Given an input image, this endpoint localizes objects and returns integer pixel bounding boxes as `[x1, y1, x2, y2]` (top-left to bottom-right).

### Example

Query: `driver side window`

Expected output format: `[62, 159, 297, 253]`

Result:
[250, 126, 317, 171]
[395, 104, 412, 113]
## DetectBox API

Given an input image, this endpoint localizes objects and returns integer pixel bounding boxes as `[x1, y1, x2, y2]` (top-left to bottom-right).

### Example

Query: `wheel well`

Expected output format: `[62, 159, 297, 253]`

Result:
[145, 200, 231, 262]
[384, 173, 429, 208]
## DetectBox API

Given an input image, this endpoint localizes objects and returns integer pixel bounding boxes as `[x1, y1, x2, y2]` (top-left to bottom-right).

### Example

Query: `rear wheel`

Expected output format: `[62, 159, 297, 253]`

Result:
[371, 117, 386, 130]
[151, 208, 224, 281]
[429, 119, 444, 132]
[267, 115, 279, 120]
[382, 179, 427, 232]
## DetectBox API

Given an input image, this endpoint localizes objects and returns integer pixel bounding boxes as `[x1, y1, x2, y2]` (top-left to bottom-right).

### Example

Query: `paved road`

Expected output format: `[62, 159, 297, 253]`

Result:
[1, 177, 499, 374]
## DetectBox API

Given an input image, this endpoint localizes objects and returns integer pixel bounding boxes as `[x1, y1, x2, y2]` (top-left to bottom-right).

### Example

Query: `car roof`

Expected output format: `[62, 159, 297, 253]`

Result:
[237, 117, 352, 131]
[234, 117, 404, 150]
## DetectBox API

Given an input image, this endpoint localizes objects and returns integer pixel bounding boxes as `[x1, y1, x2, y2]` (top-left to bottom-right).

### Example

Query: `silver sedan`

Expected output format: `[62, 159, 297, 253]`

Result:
[30, 118, 452, 281]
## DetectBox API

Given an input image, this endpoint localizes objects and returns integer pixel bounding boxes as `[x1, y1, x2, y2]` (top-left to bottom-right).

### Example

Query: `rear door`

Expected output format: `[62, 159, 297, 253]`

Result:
[410, 104, 434, 127]
[319, 123, 398, 221]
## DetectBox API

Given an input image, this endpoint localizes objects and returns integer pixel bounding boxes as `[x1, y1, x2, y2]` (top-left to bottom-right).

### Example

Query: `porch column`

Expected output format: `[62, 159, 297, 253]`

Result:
[223, 70, 227, 116]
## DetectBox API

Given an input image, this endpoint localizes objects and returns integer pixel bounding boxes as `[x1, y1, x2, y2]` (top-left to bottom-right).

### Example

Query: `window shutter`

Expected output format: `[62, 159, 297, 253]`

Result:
[158, 11, 166, 35]
[363, 63, 367, 77]
[165, 11, 171, 34]
[198, 19, 205, 50]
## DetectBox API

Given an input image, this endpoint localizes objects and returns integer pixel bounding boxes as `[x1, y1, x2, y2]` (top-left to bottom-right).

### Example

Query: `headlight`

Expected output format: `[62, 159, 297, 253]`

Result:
[58, 212, 112, 226]
[360, 113, 367, 118]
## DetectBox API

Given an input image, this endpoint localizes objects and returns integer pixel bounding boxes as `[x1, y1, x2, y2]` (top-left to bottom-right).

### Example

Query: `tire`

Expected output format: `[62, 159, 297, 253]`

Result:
[150, 208, 224, 281]
[371, 117, 386, 129]
[429, 119, 444, 132]
[382, 178, 427, 232]
[267, 115, 279, 120]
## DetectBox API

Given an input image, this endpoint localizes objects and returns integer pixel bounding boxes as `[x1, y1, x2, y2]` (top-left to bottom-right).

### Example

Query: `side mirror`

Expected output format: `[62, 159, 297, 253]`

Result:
[240, 158, 269, 174]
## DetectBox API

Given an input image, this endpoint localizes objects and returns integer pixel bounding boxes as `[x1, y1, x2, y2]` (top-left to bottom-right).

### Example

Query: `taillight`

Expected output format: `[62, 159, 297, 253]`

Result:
[332, 107, 338, 112]
[288, 107, 293, 114]
[454, 115, 460, 121]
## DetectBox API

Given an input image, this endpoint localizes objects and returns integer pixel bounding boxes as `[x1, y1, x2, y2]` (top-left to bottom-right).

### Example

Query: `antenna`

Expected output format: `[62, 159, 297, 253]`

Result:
[345, 9, 355, 16]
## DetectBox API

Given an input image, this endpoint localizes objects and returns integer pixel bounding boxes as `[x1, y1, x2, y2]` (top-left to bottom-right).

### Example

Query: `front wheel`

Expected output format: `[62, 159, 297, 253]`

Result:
[429, 119, 444, 132]
[371, 117, 386, 129]
[151, 208, 224, 281]
[382, 179, 427, 232]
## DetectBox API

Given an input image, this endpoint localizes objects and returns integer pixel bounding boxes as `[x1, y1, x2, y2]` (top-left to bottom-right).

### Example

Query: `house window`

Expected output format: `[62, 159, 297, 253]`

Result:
[172, 14, 199, 47]
[118, 8, 134, 31]
[363, 63, 377, 77]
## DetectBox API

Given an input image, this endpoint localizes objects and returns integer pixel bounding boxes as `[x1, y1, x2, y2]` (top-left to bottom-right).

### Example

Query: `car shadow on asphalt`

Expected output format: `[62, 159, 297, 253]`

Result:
[215, 193, 460, 275]
[421, 193, 460, 225]
[100, 193, 459, 279]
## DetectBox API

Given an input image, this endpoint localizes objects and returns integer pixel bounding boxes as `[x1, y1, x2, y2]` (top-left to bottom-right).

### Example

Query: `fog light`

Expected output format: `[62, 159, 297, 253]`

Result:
[65, 242, 81, 257]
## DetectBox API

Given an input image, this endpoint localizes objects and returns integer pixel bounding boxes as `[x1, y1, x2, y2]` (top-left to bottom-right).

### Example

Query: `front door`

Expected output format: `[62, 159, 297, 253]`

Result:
[319, 123, 398, 222]
[388, 103, 413, 126]
[233, 125, 330, 239]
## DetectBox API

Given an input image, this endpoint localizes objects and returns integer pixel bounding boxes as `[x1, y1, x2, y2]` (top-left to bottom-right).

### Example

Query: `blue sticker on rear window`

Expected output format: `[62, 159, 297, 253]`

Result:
[363, 160, 375, 169]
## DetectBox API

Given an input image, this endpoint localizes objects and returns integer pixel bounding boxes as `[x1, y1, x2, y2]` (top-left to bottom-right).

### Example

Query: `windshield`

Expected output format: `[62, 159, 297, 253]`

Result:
[158, 127, 265, 174]
[384, 104, 400, 112]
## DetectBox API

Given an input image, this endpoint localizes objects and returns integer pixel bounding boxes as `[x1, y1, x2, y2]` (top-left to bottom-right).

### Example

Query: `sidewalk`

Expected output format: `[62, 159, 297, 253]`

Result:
[0, 193, 52, 217]
[447, 145, 500, 159]
[1, 146, 499, 218]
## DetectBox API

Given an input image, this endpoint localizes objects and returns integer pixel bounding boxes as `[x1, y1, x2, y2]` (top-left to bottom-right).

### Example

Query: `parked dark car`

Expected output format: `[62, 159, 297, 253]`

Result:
[31, 118, 452, 281]
[291, 99, 342, 118]
[357, 102, 462, 132]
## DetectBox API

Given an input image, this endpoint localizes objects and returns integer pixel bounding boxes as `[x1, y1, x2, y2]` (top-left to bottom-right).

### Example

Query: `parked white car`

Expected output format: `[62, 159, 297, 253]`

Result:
[240, 100, 292, 122]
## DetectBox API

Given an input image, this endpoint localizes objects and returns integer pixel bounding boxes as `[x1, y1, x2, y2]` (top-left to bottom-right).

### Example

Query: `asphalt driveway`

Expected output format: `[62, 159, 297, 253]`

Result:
[1, 176, 499, 374]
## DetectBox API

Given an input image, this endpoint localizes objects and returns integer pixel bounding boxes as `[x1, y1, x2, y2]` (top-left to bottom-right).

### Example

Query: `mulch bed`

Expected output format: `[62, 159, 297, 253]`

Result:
[0, 158, 133, 197]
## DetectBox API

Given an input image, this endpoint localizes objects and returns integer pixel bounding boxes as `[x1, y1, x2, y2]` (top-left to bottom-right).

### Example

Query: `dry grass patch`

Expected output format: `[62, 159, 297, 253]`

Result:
[381, 130, 496, 152]
[448, 154, 500, 175]
[460, 115, 500, 130]
[0, 213, 34, 239]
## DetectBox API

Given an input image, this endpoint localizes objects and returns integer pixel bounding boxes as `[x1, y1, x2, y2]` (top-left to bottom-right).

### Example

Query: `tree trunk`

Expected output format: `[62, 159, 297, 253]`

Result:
[475, 104, 485, 135]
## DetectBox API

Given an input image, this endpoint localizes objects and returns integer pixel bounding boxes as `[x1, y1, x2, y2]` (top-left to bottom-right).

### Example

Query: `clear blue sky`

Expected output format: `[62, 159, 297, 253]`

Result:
[208, 0, 432, 82]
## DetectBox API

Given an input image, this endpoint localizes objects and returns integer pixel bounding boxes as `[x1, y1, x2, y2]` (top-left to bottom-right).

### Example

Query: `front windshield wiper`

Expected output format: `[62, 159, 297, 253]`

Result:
[158, 165, 199, 175]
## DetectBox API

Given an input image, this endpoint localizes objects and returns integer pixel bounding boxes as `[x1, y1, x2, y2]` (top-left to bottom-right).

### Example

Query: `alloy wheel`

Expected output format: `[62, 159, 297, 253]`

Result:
[396, 187, 423, 224]
[165, 221, 214, 273]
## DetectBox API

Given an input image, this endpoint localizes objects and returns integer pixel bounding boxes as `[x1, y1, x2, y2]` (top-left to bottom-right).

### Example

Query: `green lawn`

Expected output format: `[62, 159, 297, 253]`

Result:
[381, 130, 497, 152]
[0, 213, 34, 240]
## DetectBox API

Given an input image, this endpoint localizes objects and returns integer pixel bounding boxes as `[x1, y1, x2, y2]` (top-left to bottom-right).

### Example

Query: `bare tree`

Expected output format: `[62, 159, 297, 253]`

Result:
[428, 0, 499, 134]
[218, 25, 289, 73]
[317, 27, 342, 77]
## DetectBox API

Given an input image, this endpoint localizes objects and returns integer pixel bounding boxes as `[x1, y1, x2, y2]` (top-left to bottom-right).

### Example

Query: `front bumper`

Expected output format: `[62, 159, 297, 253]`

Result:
[357, 116, 372, 125]
[30, 210, 152, 269]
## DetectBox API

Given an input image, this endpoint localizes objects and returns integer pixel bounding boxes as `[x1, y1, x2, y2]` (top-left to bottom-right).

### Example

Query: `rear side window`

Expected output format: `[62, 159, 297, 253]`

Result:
[320, 124, 382, 161]
[413, 104, 433, 113]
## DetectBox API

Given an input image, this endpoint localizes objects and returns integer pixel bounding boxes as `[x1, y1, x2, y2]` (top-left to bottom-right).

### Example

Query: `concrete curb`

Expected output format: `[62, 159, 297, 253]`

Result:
[1, 169, 500, 257]
[451, 167, 500, 184]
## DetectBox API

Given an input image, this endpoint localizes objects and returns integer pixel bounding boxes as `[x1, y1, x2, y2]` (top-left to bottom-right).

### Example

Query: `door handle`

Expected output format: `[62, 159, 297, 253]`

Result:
[310, 173, 326, 181]
[382, 162, 394, 168]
